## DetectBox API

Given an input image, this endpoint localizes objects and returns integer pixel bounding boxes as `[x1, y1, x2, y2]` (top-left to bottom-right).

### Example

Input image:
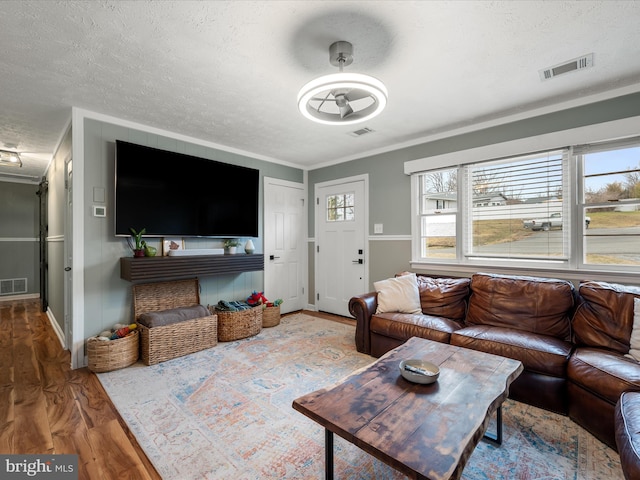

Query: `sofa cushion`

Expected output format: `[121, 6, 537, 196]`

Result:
[415, 275, 470, 320]
[451, 325, 572, 378]
[370, 312, 463, 344]
[374, 273, 421, 314]
[573, 281, 640, 355]
[466, 273, 574, 340]
[567, 347, 640, 405]
[616, 391, 640, 480]
[628, 298, 640, 362]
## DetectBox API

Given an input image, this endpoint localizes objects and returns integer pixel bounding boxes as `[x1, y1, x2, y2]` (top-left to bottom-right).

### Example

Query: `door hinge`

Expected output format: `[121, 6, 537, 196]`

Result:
[316, 197, 319, 205]
[317, 245, 319, 253]
[317, 293, 320, 301]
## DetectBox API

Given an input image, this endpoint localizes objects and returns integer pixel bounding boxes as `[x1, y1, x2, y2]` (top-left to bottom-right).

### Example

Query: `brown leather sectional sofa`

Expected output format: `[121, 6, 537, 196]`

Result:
[349, 271, 640, 451]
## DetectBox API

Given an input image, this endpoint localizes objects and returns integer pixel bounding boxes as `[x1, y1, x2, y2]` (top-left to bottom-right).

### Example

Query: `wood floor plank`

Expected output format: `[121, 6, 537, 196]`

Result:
[0, 385, 15, 452]
[13, 383, 53, 453]
[87, 419, 154, 480]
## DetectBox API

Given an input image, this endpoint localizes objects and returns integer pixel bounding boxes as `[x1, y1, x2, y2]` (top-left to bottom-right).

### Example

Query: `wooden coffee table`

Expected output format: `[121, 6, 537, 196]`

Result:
[292, 336, 523, 480]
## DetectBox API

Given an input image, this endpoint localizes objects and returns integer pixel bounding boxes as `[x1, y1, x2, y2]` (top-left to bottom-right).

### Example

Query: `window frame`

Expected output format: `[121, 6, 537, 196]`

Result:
[411, 139, 640, 275]
[575, 138, 640, 273]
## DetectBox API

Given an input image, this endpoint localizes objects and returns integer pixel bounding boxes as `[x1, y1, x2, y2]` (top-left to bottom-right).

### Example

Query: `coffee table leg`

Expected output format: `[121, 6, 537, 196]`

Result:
[325, 429, 334, 480]
[483, 406, 503, 445]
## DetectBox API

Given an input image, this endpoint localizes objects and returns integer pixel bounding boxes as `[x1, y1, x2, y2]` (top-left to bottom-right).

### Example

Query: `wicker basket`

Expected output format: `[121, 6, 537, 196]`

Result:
[133, 279, 218, 365]
[87, 330, 139, 372]
[212, 305, 262, 341]
[262, 305, 281, 327]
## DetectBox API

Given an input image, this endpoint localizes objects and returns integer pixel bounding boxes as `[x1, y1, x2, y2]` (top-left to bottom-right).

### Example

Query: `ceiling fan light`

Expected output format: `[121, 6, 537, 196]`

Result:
[0, 150, 23, 167]
[297, 72, 387, 125]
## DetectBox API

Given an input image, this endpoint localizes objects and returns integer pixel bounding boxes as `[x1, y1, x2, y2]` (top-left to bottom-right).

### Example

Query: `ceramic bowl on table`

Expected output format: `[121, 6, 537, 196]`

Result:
[399, 359, 440, 384]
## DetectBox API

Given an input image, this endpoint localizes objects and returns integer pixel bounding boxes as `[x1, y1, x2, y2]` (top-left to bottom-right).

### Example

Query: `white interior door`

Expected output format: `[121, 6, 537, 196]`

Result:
[264, 178, 306, 314]
[316, 176, 367, 317]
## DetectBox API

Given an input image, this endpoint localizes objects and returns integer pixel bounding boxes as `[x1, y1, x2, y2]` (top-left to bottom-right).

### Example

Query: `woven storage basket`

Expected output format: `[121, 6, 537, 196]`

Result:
[212, 305, 262, 341]
[262, 305, 281, 327]
[87, 330, 139, 372]
[133, 279, 218, 365]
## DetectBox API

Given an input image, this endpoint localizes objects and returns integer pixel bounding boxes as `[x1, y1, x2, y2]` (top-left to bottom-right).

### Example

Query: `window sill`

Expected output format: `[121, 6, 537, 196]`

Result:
[409, 260, 640, 286]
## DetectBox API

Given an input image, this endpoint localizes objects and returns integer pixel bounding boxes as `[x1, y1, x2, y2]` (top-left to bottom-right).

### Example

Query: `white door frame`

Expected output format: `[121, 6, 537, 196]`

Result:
[314, 174, 369, 315]
[63, 156, 73, 351]
[263, 177, 307, 313]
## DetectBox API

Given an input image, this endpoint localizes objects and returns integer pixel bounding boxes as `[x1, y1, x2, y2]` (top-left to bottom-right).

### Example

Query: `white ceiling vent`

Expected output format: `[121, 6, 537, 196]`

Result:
[539, 53, 594, 81]
[348, 127, 374, 137]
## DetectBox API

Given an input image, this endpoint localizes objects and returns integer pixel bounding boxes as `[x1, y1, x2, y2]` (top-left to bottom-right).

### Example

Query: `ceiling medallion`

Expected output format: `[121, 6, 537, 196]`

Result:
[297, 41, 388, 125]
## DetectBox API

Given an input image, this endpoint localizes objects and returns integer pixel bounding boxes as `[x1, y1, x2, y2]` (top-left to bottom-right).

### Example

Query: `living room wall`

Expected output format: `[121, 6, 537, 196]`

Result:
[308, 91, 640, 292]
[80, 115, 303, 346]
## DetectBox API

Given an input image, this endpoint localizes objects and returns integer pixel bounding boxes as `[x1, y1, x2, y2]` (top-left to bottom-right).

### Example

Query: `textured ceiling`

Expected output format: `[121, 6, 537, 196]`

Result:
[1, 0, 640, 182]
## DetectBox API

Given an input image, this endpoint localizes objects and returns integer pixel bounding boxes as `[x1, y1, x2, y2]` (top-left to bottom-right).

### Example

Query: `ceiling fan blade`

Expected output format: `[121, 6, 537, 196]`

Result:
[344, 89, 373, 102]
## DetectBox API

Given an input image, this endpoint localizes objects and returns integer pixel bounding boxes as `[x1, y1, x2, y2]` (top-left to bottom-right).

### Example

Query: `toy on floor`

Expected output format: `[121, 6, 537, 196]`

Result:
[94, 323, 137, 341]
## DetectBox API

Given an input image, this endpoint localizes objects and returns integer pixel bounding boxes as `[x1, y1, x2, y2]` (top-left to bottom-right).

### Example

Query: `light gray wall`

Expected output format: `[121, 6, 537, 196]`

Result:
[0, 181, 39, 296]
[308, 91, 640, 292]
[81, 118, 303, 337]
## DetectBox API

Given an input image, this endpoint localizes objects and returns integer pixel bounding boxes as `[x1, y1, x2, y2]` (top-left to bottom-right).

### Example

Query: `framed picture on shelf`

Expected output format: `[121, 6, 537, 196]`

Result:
[162, 238, 184, 256]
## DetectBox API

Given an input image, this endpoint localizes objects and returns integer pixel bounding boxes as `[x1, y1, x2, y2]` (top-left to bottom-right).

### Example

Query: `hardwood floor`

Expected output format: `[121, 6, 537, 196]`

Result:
[0, 299, 353, 480]
[0, 299, 161, 480]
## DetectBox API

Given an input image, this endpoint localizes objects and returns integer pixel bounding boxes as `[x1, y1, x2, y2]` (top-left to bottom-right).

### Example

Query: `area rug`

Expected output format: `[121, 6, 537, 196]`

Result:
[97, 313, 624, 479]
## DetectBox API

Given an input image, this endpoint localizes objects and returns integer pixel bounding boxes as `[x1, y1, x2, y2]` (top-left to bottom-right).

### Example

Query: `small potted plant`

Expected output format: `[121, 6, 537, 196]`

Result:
[128, 227, 146, 257]
[224, 239, 240, 254]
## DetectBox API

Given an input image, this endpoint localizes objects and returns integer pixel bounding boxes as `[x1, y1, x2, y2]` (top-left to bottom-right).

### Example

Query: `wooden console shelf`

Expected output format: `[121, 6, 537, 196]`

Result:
[120, 254, 264, 282]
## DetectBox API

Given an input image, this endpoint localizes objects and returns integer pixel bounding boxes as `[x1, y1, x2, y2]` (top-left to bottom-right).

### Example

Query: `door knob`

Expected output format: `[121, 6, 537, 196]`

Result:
[352, 259, 363, 264]
[64, 267, 71, 271]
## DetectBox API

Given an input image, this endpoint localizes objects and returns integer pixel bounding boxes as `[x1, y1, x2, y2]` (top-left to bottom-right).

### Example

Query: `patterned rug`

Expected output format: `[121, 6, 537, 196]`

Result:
[97, 313, 623, 479]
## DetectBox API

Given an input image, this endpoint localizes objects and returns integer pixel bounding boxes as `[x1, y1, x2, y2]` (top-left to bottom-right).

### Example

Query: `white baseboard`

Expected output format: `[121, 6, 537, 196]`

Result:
[46, 307, 66, 349]
[0, 293, 40, 302]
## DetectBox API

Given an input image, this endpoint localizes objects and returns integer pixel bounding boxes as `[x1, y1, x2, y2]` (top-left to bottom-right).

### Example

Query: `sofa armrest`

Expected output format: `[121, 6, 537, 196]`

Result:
[616, 391, 640, 479]
[349, 292, 378, 355]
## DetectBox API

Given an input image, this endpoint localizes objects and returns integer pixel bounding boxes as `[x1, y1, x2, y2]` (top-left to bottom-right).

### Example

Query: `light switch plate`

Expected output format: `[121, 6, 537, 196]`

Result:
[374, 223, 383, 234]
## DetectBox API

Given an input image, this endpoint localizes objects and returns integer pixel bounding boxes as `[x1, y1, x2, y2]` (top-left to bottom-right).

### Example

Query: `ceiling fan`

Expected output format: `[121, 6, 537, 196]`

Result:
[0, 149, 23, 167]
[297, 41, 388, 125]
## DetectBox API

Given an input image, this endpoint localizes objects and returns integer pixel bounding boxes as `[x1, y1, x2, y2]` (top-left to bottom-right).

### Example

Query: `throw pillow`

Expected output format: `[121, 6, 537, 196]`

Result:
[374, 273, 421, 314]
[627, 297, 640, 362]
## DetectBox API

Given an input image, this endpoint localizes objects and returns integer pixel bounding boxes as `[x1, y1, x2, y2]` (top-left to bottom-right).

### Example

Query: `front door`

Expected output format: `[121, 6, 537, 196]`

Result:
[315, 175, 367, 317]
[264, 178, 306, 314]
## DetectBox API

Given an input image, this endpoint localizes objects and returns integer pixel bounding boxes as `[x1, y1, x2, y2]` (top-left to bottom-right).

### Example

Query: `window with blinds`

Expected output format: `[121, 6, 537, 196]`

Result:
[464, 149, 570, 261]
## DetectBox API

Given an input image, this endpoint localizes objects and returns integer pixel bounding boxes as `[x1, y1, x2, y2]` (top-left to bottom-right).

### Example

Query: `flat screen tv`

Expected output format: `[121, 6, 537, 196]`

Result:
[115, 140, 259, 238]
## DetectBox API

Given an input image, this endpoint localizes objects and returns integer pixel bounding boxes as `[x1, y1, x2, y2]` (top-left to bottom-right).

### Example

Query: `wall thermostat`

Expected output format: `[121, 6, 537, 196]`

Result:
[93, 205, 107, 217]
